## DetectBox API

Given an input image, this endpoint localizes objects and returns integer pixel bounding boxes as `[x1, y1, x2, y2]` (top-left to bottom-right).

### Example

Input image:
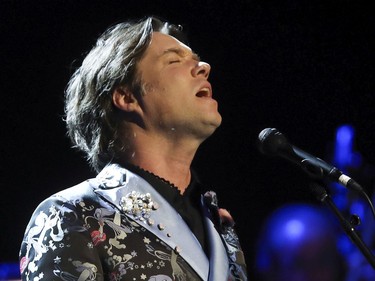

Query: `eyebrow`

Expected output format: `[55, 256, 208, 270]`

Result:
[161, 47, 201, 61]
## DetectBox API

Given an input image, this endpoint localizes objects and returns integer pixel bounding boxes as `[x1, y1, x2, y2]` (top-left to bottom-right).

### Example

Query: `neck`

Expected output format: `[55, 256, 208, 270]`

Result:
[133, 156, 192, 194]
[123, 130, 200, 194]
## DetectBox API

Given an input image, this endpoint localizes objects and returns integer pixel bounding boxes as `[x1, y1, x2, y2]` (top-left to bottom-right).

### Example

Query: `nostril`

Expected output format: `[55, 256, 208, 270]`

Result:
[198, 69, 207, 77]
[193, 62, 210, 78]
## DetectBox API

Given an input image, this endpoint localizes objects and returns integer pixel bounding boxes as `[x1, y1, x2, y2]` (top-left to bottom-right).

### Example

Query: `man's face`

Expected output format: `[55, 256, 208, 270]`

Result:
[135, 32, 222, 143]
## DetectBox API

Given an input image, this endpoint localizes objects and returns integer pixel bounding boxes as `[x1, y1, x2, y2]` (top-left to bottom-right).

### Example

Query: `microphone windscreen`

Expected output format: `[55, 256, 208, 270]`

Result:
[257, 128, 288, 155]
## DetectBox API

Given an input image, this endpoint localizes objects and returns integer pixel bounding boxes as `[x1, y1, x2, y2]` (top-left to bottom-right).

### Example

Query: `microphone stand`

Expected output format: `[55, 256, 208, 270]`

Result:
[310, 182, 375, 269]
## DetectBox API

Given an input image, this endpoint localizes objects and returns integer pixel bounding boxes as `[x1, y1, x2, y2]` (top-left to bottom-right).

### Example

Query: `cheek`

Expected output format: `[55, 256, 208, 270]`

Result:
[142, 82, 156, 95]
[144, 82, 173, 98]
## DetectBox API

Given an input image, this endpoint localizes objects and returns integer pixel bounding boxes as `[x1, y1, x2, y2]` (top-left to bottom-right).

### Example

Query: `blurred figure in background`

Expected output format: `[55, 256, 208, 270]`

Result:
[255, 202, 347, 281]
[327, 124, 375, 281]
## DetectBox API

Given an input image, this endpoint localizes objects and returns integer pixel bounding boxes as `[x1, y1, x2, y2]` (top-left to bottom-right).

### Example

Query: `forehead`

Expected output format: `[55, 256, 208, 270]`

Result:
[146, 32, 192, 58]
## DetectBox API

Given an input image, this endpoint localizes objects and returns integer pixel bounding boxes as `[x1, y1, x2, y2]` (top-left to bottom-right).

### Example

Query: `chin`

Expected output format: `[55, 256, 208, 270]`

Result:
[207, 120, 222, 135]
[214, 115, 223, 128]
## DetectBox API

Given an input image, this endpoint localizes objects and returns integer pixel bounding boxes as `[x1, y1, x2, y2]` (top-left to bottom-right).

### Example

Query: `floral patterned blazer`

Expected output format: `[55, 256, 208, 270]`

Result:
[19, 164, 247, 281]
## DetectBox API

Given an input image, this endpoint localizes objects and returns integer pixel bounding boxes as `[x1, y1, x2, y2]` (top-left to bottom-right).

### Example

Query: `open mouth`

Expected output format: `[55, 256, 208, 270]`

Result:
[196, 87, 211, 98]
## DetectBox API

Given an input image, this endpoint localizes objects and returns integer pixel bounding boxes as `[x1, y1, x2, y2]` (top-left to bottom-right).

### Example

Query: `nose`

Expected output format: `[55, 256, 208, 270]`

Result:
[193, 61, 211, 78]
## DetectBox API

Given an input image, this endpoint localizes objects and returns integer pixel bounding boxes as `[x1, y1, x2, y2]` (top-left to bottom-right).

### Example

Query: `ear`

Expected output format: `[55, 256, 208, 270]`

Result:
[112, 87, 139, 112]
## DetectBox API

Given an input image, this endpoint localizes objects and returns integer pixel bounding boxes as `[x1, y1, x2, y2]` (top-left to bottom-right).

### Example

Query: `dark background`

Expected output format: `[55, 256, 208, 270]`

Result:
[1, 0, 374, 279]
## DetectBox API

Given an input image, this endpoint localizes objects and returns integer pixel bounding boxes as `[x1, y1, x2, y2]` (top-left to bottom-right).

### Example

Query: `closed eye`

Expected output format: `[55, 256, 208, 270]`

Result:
[169, 60, 181, 64]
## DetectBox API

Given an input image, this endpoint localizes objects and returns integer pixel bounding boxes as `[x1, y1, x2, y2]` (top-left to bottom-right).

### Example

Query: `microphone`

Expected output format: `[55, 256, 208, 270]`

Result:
[257, 127, 363, 193]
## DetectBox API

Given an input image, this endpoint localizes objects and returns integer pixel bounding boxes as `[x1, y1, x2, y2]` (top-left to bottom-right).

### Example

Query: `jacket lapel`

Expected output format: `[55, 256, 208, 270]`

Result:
[91, 164, 210, 280]
[201, 196, 230, 280]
